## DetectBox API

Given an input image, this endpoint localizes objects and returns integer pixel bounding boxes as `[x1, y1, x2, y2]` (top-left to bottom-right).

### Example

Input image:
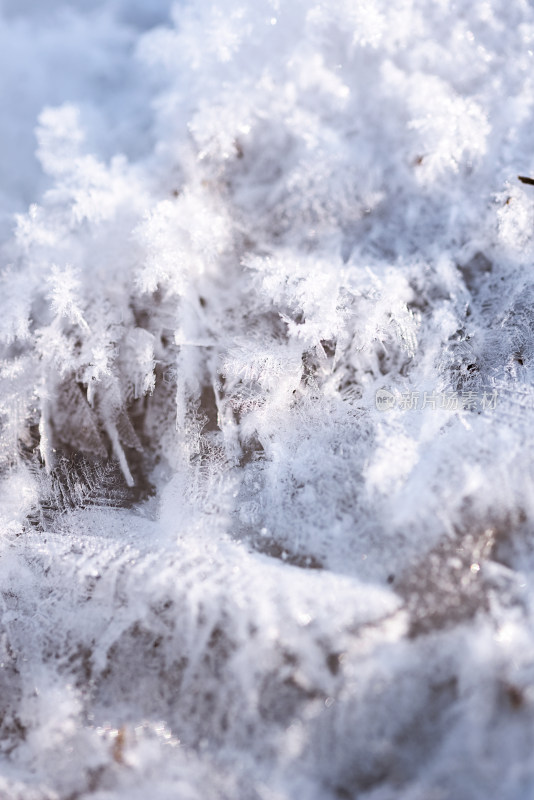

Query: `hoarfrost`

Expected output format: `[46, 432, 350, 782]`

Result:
[1, 0, 534, 798]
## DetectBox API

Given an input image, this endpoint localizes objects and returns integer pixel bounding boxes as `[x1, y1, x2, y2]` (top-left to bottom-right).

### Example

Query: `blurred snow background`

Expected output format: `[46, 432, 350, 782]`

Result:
[2, 0, 534, 797]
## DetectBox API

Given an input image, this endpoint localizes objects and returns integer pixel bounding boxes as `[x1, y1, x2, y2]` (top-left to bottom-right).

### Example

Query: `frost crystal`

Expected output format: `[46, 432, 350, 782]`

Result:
[1, 1, 534, 798]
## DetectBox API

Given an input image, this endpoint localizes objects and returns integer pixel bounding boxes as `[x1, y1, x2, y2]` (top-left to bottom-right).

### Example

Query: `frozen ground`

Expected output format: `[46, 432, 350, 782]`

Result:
[2, 0, 534, 797]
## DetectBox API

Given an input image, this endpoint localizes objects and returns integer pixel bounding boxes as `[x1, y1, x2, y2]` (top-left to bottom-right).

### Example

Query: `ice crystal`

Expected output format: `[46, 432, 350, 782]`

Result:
[1, 1, 534, 798]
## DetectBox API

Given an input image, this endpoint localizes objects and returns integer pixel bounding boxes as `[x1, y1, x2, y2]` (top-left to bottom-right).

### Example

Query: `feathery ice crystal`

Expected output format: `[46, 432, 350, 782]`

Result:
[2, 1, 534, 798]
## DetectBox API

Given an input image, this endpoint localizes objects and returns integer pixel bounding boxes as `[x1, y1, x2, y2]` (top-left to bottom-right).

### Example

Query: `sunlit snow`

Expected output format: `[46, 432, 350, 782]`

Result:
[1, 1, 534, 798]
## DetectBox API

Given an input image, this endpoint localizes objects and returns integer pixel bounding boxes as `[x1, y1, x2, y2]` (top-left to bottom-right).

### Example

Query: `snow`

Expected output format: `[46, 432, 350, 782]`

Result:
[1, 0, 534, 797]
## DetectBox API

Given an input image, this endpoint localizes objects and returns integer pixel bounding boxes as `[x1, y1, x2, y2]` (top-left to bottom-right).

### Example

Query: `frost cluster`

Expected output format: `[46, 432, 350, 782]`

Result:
[2, 0, 534, 798]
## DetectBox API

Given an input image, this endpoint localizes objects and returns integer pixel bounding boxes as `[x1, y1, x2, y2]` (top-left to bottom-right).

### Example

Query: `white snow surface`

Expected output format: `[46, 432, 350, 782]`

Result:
[1, 0, 534, 797]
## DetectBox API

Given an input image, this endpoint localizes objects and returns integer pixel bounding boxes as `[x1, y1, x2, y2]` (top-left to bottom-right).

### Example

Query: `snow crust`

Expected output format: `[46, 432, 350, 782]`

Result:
[2, 0, 534, 797]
